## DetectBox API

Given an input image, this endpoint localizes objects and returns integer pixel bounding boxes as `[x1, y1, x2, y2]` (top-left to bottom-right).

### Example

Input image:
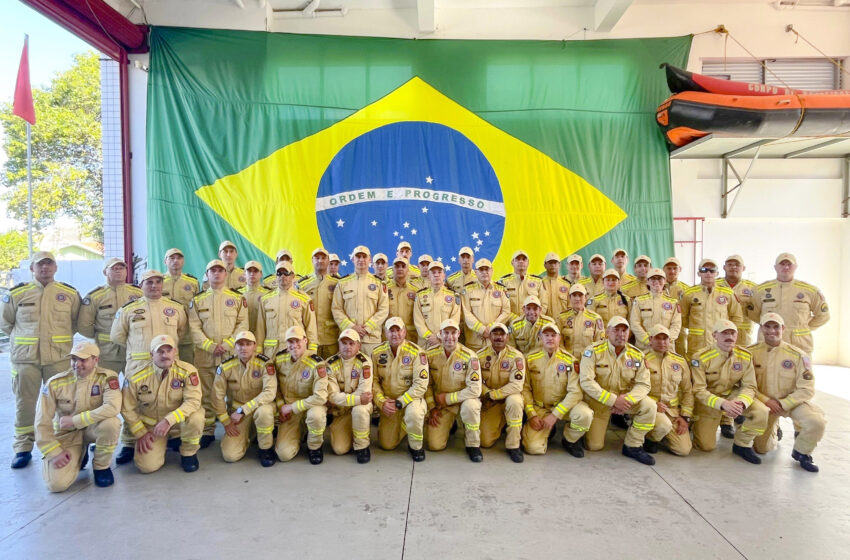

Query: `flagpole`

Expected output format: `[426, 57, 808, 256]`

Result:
[26, 121, 33, 258]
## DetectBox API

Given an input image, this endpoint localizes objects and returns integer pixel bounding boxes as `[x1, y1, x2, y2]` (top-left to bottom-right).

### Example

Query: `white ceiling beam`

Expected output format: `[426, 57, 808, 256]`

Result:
[418, 0, 436, 33]
[593, 0, 633, 32]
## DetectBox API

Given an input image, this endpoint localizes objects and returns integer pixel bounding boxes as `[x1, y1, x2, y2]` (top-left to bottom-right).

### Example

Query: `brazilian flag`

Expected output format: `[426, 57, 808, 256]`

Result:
[147, 27, 691, 277]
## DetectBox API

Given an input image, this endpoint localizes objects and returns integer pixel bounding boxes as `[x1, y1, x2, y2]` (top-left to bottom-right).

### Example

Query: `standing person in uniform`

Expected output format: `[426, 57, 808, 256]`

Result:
[578, 254, 606, 299]
[497, 250, 541, 321]
[521, 323, 592, 458]
[460, 258, 511, 352]
[121, 335, 204, 474]
[188, 259, 249, 448]
[681, 258, 743, 358]
[256, 261, 318, 357]
[35, 342, 121, 490]
[477, 322, 526, 462]
[589, 269, 630, 328]
[557, 284, 604, 358]
[562, 254, 584, 285]
[424, 319, 483, 462]
[385, 257, 418, 343]
[273, 326, 328, 465]
[239, 260, 271, 333]
[415, 255, 434, 291]
[748, 253, 829, 355]
[162, 248, 199, 363]
[332, 245, 389, 356]
[206, 241, 245, 291]
[371, 318, 429, 461]
[629, 268, 682, 352]
[579, 317, 658, 465]
[372, 254, 389, 283]
[717, 255, 757, 345]
[447, 247, 476, 293]
[298, 248, 340, 358]
[621, 255, 652, 299]
[750, 313, 825, 472]
[662, 257, 689, 356]
[78, 257, 142, 374]
[539, 252, 571, 318]
[642, 325, 693, 457]
[210, 331, 277, 467]
[328, 254, 341, 277]
[508, 296, 556, 355]
[326, 329, 373, 463]
[414, 261, 461, 349]
[611, 248, 636, 284]
[387, 241, 422, 287]
[690, 320, 768, 464]
[2, 251, 81, 469]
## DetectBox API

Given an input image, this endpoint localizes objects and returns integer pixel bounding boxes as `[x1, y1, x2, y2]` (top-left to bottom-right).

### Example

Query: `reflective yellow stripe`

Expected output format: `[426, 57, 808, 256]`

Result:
[182, 436, 201, 444]
[506, 419, 522, 427]
[217, 413, 230, 423]
[792, 328, 810, 335]
[631, 422, 654, 431]
[39, 441, 61, 455]
[172, 409, 185, 423]
[738, 394, 754, 406]
[308, 427, 324, 435]
[264, 339, 278, 346]
[204, 417, 216, 426]
[624, 394, 636, 405]
[52, 335, 72, 342]
[13, 337, 37, 345]
[14, 425, 34, 434]
[256, 426, 274, 434]
[555, 403, 568, 416]
[448, 392, 459, 405]
[401, 393, 412, 405]
[669, 397, 679, 406]
[738, 426, 765, 435]
[707, 395, 719, 409]
[463, 423, 479, 431]
[131, 352, 150, 359]
[97, 333, 111, 342]
[352, 429, 370, 438]
[130, 421, 145, 434]
[97, 444, 116, 453]
[689, 328, 704, 334]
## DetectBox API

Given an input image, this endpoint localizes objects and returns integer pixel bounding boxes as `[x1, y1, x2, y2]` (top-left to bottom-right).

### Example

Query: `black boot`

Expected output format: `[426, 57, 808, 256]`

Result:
[308, 448, 323, 465]
[622, 444, 655, 465]
[611, 414, 629, 430]
[199, 435, 215, 449]
[643, 439, 660, 454]
[732, 444, 761, 464]
[258, 448, 276, 467]
[720, 424, 735, 439]
[167, 437, 181, 452]
[792, 449, 819, 473]
[507, 448, 524, 463]
[80, 444, 92, 470]
[93, 468, 114, 487]
[561, 437, 584, 458]
[465, 446, 483, 463]
[115, 447, 134, 465]
[356, 448, 371, 464]
[10, 451, 32, 469]
[181, 454, 200, 472]
[408, 446, 425, 462]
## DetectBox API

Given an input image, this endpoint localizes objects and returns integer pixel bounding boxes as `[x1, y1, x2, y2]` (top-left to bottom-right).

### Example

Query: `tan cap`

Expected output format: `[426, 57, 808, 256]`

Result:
[613, 248, 628, 257]
[384, 317, 406, 331]
[713, 319, 738, 333]
[523, 295, 542, 307]
[31, 251, 55, 264]
[458, 247, 474, 257]
[140, 269, 165, 283]
[284, 325, 306, 341]
[275, 261, 293, 274]
[428, 260, 445, 271]
[698, 258, 718, 269]
[276, 248, 293, 261]
[393, 256, 409, 266]
[663, 257, 681, 268]
[568, 283, 587, 295]
[539, 322, 560, 335]
[439, 318, 460, 331]
[397, 241, 412, 251]
[103, 257, 126, 272]
[566, 254, 582, 264]
[69, 341, 100, 359]
[418, 254, 433, 265]
[603, 268, 620, 279]
[759, 312, 785, 327]
[338, 328, 361, 342]
[328, 253, 340, 263]
[150, 334, 176, 353]
[607, 316, 630, 329]
[589, 253, 606, 263]
[164, 248, 184, 259]
[311, 247, 329, 258]
[544, 252, 560, 263]
[648, 324, 671, 338]
[648, 268, 665, 279]
[206, 259, 227, 271]
[475, 258, 492, 269]
[775, 252, 797, 265]
[490, 322, 509, 333]
[244, 260, 262, 272]
[725, 254, 745, 265]
[511, 249, 529, 260]
[352, 245, 371, 257]
[219, 240, 237, 252]
[373, 253, 388, 264]
[634, 255, 651, 265]
[233, 330, 256, 343]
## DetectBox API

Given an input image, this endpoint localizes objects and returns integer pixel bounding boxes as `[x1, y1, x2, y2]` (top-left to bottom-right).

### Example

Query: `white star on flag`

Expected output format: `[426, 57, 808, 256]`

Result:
[471, 232, 479, 239]
[451, 257, 457, 262]
[421, 206, 429, 214]
[336, 219, 345, 228]
[425, 176, 434, 184]
[371, 220, 377, 226]
[436, 257, 443, 262]
[474, 247, 480, 253]
[411, 229, 417, 235]
[476, 240, 483, 246]
[393, 231, 399, 237]
[403, 222, 410, 228]
[446, 266, 452, 272]
[341, 260, 348, 266]
[400, 235, 404, 240]
[484, 231, 490, 237]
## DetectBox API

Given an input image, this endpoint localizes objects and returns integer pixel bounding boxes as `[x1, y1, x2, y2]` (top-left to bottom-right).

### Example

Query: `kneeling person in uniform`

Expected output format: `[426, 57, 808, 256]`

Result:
[35, 342, 121, 491]
[211, 331, 277, 467]
[326, 329, 374, 463]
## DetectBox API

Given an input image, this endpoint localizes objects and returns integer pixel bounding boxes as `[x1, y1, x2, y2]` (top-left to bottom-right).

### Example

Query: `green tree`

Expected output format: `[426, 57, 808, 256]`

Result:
[0, 51, 102, 241]
[0, 230, 32, 272]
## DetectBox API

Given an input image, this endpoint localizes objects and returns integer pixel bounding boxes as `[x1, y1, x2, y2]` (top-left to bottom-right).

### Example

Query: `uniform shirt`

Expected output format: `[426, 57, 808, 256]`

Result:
[35, 367, 122, 459]
[539, 275, 572, 318]
[387, 264, 423, 290]
[298, 273, 340, 346]
[424, 343, 482, 409]
[331, 272, 390, 345]
[629, 292, 682, 349]
[238, 284, 271, 333]
[588, 290, 630, 328]
[371, 340, 429, 408]
[497, 273, 542, 320]
[522, 347, 581, 420]
[78, 283, 143, 363]
[579, 340, 650, 409]
[413, 286, 461, 345]
[110, 297, 188, 364]
[562, 274, 585, 286]
[617, 271, 637, 285]
[187, 288, 249, 368]
[273, 351, 328, 413]
[460, 281, 511, 350]
[557, 308, 604, 358]
[256, 287, 318, 356]
[644, 350, 693, 418]
[1, 280, 81, 365]
[121, 359, 202, 438]
[386, 281, 418, 342]
[717, 277, 758, 341]
[446, 269, 476, 293]
[665, 280, 689, 302]
[748, 279, 829, 354]
[211, 353, 277, 425]
[749, 341, 815, 411]
[326, 352, 373, 409]
[680, 284, 742, 354]
[508, 314, 556, 355]
[690, 345, 756, 411]
[478, 344, 525, 401]
[621, 278, 649, 299]
[578, 276, 605, 299]
[206, 266, 245, 291]
[162, 273, 199, 308]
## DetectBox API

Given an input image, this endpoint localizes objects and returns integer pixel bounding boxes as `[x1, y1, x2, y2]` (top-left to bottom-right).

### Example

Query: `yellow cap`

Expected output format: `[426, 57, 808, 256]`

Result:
[373, 253, 388, 264]
[338, 328, 361, 342]
[428, 260, 445, 271]
[698, 258, 718, 269]
[713, 319, 738, 333]
[384, 317, 406, 331]
[397, 241, 412, 251]
[150, 334, 176, 353]
[418, 254, 433, 265]
[164, 248, 184, 259]
[284, 325, 306, 341]
[725, 254, 745, 265]
[635, 255, 651, 265]
[648, 324, 671, 338]
[458, 247, 474, 257]
[759, 312, 785, 327]
[539, 322, 560, 335]
[589, 253, 606, 263]
[603, 268, 620, 279]
[275, 261, 293, 274]
[219, 240, 237, 252]
[206, 259, 227, 271]
[475, 258, 492, 269]
[276, 248, 293, 262]
[352, 245, 371, 258]
[648, 268, 665, 279]
[328, 253, 340, 263]
[439, 318, 460, 331]
[613, 248, 628, 257]
[393, 256, 409, 266]
[244, 260, 262, 272]
[523, 295, 542, 307]
[139, 269, 165, 283]
[566, 254, 582, 264]
[607, 316, 630, 329]
[511, 249, 529, 260]
[544, 252, 560, 263]
[103, 257, 126, 273]
[490, 322, 509, 333]
[234, 331, 256, 343]
[311, 247, 329, 258]
[775, 252, 797, 265]
[568, 283, 587, 295]
[663, 257, 680, 268]
[31, 251, 55, 264]
[69, 341, 100, 359]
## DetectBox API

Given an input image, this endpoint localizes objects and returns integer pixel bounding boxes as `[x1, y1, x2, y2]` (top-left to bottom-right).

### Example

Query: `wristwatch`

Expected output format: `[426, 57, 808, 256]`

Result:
[236, 407, 244, 414]
[395, 399, 404, 409]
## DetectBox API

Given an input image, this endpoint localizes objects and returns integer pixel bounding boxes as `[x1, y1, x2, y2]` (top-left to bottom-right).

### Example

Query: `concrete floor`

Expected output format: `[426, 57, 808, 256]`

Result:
[0, 353, 848, 560]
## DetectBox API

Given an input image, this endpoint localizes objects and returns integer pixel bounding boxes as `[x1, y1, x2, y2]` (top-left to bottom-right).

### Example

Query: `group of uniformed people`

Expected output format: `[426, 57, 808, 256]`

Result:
[0, 240, 830, 493]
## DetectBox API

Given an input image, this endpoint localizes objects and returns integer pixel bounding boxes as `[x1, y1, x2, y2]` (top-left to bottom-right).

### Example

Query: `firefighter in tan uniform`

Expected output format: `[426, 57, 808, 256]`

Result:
[239, 260, 271, 333]
[205, 240, 245, 291]
[642, 325, 693, 456]
[579, 317, 657, 465]
[122, 335, 204, 474]
[78, 257, 142, 374]
[414, 261, 461, 349]
[539, 252, 572, 318]
[328, 254, 341, 277]
[588, 269, 630, 328]
[562, 254, 585, 285]
[425, 319, 483, 462]
[298, 248, 340, 358]
[371, 318, 429, 461]
[35, 342, 120, 491]
[477, 323, 525, 462]
[611, 248, 636, 284]
[263, 249, 300, 288]
[521, 323, 592, 457]
[750, 313, 825, 472]
[681, 258, 743, 359]
[162, 248, 199, 362]
[621, 255, 651, 299]
[690, 320, 768, 464]
[508, 296, 556, 355]
[332, 245, 389, 356]
[629, 268, 682, 351]
[414, 255, 434, 291]
[748, 252, 830, 355]
[372, 253, 389, 283]
[717, 255, 758, 345]
[274, 325, 328, 464]
[497, 250, 542, 321]
[663, 257, 689, 356]
[1, 251, 81, 469]
[326, 329, 374, 463]
[578, 254, 606, 299]
[386, 241, 423, 289]
[188, 259, 249, 447]
[460, 258, 511, 351]
[557, 284, 604, 358]
[256, 261, 318, 357]
[211, 331, 277, 467]
[447, 247, 476, 293]
[385, 257, 418, 343]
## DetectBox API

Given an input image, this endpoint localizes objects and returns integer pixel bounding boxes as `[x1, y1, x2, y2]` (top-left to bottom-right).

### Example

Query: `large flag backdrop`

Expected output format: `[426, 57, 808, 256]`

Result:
[147, 27, 691, 277]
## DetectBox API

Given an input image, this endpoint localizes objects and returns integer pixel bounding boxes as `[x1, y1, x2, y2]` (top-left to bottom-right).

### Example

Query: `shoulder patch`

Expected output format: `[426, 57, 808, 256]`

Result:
[583, 349, 593, 358]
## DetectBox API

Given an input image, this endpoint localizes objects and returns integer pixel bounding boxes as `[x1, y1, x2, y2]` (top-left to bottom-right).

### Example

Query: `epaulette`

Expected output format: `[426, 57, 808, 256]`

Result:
[625, 345, 644, 360]
[425, 347, 442, 358]
[477, 346, 494, 359]
[11, 281, 29, 291]
[758, 280, 778, 290]
[128, 284, 143, 293]
[220, 356, 237, 371]
[779, 344, 803, 359]
[121, 298, 144, 309]
[56, 282, 78, 296]
[715, 285, 734, 295]
[699, 348, 719, 364]
[261, 290, 278, 301]
[668, 351, 688, 364]
[275, 349, 289, 358]
[338, 274, 352, 281]
[257, 353, 270, 361]
[586, 309, 602, 319]
[455, 347, 472, 360]
[371, 274, 383, 282]
[292, 290, 310, 302]
[416, 287, 429, 294]
[448, 271, 462, 280]
[593, 340, 609, 354]
[555, 348, 574, 362]
[526, 350, 545, 362]
[684, 285, 702, 295]
[531, 274, 543, 279]
[221, 356, 236, 364]
[130, 366, 154, 383]
[332, 273, 341, 279]
[746, 341, 766, 353]
[506, 346, 523, 359]
[58, 281, 77, 290]
[357, 351, 369, 362]
[792, 280, 816, 292]
[495, 280, 506, 288]
[326, 355, 340, 365]
[48, 372, 76, 390]
[183, 273, 197, 280]
[499, 273, 513, 280]
[372, 341, 390, 355]
[224, 288, 241, 298]
[511, 319, 527, 330]
[195, 291, 212, 302]
[401, 340, 421, 354]
[86, 285, 108, 299]
[464, 280, 477, 287]
[578, 277, 592, 285]
[662, 294, 678, 303]
[732, 347, 752, 361]
[622, 280, 638, 289]
[635, 293, 652, 301]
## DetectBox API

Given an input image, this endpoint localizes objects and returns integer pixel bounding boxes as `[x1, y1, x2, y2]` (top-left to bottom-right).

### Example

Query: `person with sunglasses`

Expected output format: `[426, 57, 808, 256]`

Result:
[255, 261, 318, 358]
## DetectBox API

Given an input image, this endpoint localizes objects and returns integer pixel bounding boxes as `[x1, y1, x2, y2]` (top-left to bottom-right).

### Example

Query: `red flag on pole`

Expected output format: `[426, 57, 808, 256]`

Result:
[13, 36, 36, 125]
